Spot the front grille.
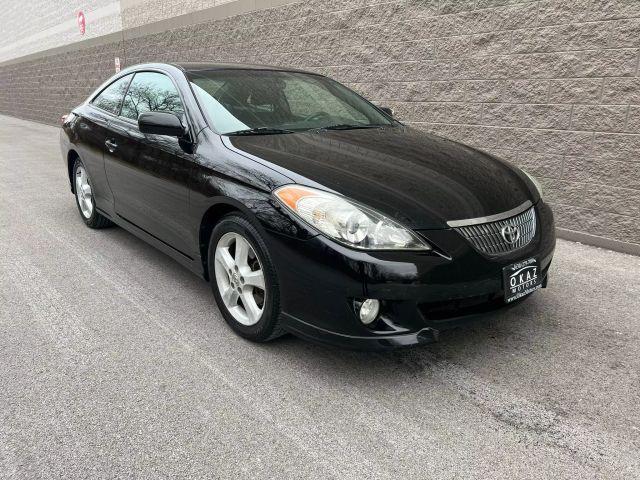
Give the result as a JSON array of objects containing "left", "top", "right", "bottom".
[{"left": 454, "top": 207, "right": 536, "bottom": 255}]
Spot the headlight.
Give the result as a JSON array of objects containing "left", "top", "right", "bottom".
[
  {"left": 274, "top": 185, "right": 431, "bottom": 250},
  {"left": 522, "top": 170, "right": 543, "bottom": 199}
]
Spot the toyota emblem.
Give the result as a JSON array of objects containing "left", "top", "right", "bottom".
[{"left": 501, "top": 224, "right": 520, "bottom": 244}]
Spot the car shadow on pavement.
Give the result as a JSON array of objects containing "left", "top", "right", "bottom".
[
  {"left": 255, "top": 294, "right": 557, "bottom": 382},
  {"left": 101, "top": 223, "right": 558, "bottom": 381}
]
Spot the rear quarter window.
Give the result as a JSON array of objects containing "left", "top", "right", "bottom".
[{"left": 91, "top": 74, "right": 133, "bottom": 114}]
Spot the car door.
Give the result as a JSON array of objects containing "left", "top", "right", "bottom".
[
  {"left": 104, "top": 70, "right": 196, "bottom": 257},
  {"left": 77, "top": 73, "right": 133, "bottom": 213}
]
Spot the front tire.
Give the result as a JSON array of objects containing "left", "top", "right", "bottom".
[
  {"left": 208, "top": 213, "right": 285, "bottom": 342},
  {"left": 73, "top": 159, "right": 112, "bottom": 229}
]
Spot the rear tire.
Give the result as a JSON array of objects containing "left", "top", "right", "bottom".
[
  {"left": 208, "top": 213, "right": 285, "bottom": 342},
  {"left": 73, "top": 159, "right": 113, "bottom": 229}
]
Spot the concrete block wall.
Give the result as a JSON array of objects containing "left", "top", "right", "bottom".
[
  {"left": 0, "top": 0, "right": 639, "bottom": 252},
  {"left": 0, "top": 0, "right": 123, "bottom": 63},
  {"left": 120, "top": 0, "right": 238, "bottom": 29}
]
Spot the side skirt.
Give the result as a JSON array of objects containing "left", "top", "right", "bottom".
[{"left": 97, "top": 207, "right": 207, "bottom": 280}]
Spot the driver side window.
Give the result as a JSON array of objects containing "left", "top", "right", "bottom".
[{"left": 120, "top": 72, "right": 184, "bottom": 121}]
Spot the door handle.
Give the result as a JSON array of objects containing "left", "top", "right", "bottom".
[{"left": 105, "top": 139, "right": 118, "bottom": 153}]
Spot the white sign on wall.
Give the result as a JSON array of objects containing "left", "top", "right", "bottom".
[{"left": 115, "top": 57, "right": 121, "bottom": 73}]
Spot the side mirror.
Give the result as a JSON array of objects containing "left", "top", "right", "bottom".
[
  {"left": 379, "top": 106, "right": 394, "bottom": 117},
  {"left": 138, "top": 111, "right": 186, "bottom": 137}
]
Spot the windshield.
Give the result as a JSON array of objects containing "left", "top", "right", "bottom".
[{"left": 188, "top": 69, "right": 395, "bottom": 134}]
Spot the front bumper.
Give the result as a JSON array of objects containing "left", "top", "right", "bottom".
[{"left": 265, "top": 201, "right": 556, "bottom": 350}]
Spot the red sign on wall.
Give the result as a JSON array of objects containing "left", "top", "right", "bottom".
[{"left": 77, "top": 11, "right": 86, "bottom": 35}]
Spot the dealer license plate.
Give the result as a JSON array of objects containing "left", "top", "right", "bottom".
[{"left": 503, "top": 258, "right": 541, "bottom": 303}]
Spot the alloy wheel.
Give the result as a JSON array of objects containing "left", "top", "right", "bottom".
[
  {"left": 214, "top": 232, "right": 266, "bottom": 326},
  {"left": 75, "top": 165, "right": 94, "bottom": 218}
]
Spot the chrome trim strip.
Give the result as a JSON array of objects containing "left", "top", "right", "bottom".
[{"left": 446, "top": 200, "right": 533, "bottom": 228}]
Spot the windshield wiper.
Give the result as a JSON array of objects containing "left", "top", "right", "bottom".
[
  {"left": 316, "top": 124, "right": 386, "bottom": 131},
  {"left": 225, "top": 127, "right": 295, "bottom": 136}
]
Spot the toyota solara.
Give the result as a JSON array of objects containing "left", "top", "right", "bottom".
[{"left": 60, "top": 62, "right": 555, "bottom": 349}]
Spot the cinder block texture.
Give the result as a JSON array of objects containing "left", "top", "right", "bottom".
[
  {"left": 1, "top": 0, "right": 639, "bottom": 247},
  {"left": 119, "top": 0, "right": 237, "bottom": 29},
  {"left": 0, "top": 0, "right": 123, "bottom": 63}
]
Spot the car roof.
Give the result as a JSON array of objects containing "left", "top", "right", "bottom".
[{"left": 169, "top": 62, "right": 319, "bottom": 75}]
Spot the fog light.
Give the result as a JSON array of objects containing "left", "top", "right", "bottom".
[{"left": 359, "top": 299, "right": 380, "bottom": 325}]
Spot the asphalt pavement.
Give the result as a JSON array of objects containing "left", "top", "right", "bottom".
[{"left": 1, "top": 113, "right": 639, "bottom": 479}]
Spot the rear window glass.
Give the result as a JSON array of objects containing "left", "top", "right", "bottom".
[{"left": 91, "top": 74, "right": 133, "bottom": 114}]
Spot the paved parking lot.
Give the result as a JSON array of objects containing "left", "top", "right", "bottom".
[{"left": 1, "top": 113, "right": 639, "bottom": 479}]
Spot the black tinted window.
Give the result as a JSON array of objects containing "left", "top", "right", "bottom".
[
  {"left": 91, "top": 74, "right": 132, "bottom": 114},
  {"left": 120, "top": 72, "right": 184, "bottom": 121}
]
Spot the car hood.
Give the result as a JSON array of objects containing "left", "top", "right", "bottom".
[{"left": 226, "top": 126, "right": 537, "bottom": 229}]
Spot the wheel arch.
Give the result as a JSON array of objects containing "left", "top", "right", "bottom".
[
  {"left": 198, "top": 198, "right": 261, "bottom": 281},
  {"left": 67, "top": 149, "right": 80, "bottom": 193}
]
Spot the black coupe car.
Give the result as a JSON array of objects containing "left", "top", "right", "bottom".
[{"left": 60, "top": 62, "right": 555, "bottom": 349}]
